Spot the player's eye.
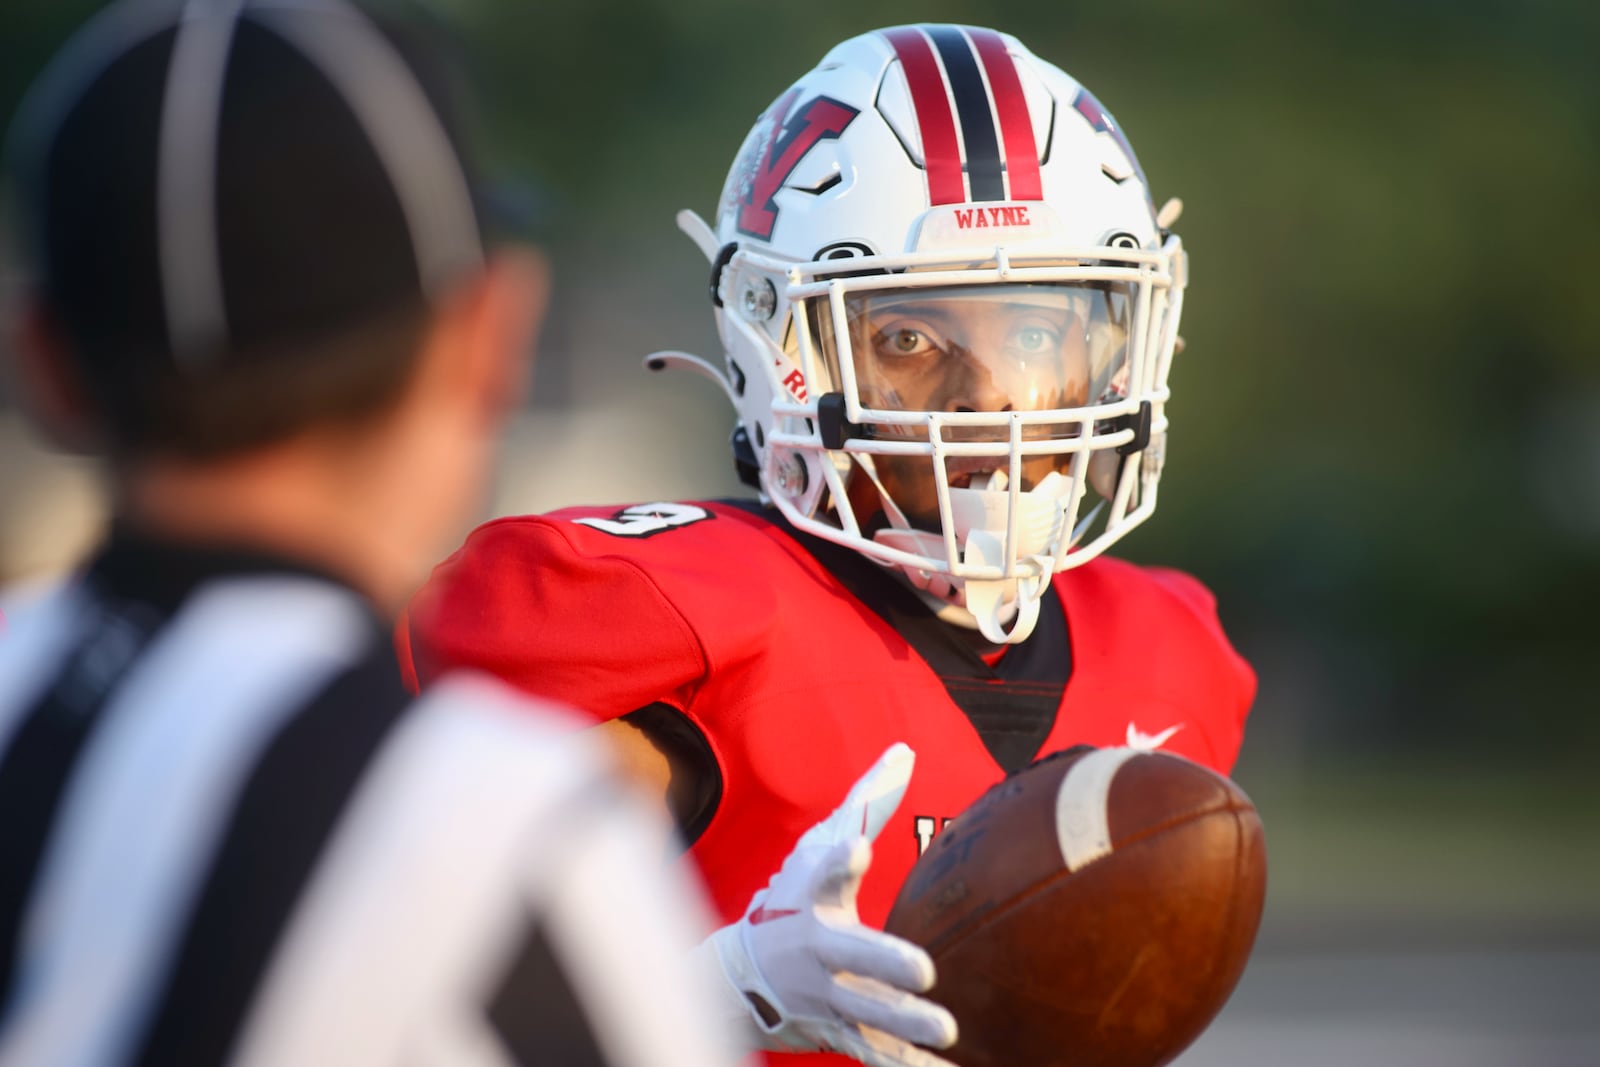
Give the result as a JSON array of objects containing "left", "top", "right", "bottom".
[
  {"left": 1015, "top": 326, "right": 1052, "bottom": 352},
  {"left": 891, "top": 330, "right": 927, "bottom": 353},
  {"left": 1008, "top": 321, "right": 1063, "bottom": 355},
  {"left": 870, "top": 319, "right": 942, "bottom": 360}
]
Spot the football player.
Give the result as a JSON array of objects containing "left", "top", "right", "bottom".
[{"left": 400, "top": 24, "right": 1256, "bottom": 1067}]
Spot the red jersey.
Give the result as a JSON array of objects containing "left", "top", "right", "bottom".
[{"left": 401, "top": 500, "right": 1255, "bottom": 1063}]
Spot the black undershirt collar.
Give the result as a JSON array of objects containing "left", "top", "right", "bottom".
[{"left": 723, "top": 500, "right": 1071, "bottom": 771}]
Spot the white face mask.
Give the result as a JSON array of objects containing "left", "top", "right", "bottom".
[
  {"left": 803, "top": 282, "right": 1127, "bottom": 643},
  {"left": 662, "top": 202, "right": 1187, "bottom": 645}
]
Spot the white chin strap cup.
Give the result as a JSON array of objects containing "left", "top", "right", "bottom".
[
  {"left": 869, "top": 469, "right": 1075, "bottom": 645},
  {"left": 870, "top": 524, "right": 1050, "bottom": 645},
  {"left": 961, "top": 529, "right": 1045, "bottom": 644},
  {"left": 946, "top": 469, "right": 1071, "bottom": 559}
]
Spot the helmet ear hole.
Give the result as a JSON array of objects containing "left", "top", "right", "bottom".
[{"left": 1103, "top": 231, "right": 1141, "bottom": 250}]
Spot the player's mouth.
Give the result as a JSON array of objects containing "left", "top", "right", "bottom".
[{"left": 945, "top": 460, "right": 1009, "bottom": 491}]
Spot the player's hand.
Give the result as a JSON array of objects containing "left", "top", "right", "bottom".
[{"left": 693, "top": 743, "right": 959, "bottom": 1067}]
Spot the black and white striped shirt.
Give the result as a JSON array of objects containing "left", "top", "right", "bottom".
[{"left": 0, "top": 533, "right": 739, "bottom": 1067}]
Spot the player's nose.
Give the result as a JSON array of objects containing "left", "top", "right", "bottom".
[{"left": 942, "top": 348, "right": 1015, "bottom": 415}]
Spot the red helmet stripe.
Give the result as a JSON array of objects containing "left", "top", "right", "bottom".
[
  {"left": 967, "top": 28, "right": 1042, "bottom": 201},
  {"left": 881, "top": 27, "right": 965, "bottom": 205}
]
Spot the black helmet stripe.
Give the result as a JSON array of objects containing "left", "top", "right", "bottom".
[{"left": 924, "top": 25, "right": 1006, "bottom": 202}]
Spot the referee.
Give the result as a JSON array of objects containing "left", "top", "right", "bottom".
[{"left": 0, "top": 3, "right": 742, "bottom": 1067}]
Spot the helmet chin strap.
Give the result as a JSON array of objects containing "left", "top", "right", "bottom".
[{"left": 855, "top": 459, "right": 1099, "bottom": 645}]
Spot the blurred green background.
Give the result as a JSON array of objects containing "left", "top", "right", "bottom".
[{"left": 3, "top": 2, "right": 1598, "bottom": 1061}]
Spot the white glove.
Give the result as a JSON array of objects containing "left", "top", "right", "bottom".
[{"left": 693, "top": 743, "right": 958, "bottom": 1067}]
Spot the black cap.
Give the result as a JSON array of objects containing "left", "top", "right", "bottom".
[{"left": 6, "top": 0, "right": 487, "bottom": 374}]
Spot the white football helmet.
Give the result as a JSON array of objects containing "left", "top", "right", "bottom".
[{"left": 650, "top": 24, "right": 1187, "bottom": 644}]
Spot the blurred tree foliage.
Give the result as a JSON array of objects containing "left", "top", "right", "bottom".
[{"left": 3, "top": 0, "right": 1597, "bottom": 764}]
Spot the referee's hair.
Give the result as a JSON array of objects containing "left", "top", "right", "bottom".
[
  {"left": 6, "top": 1, "right": 492, "bottom": 460},
  {"left": 69, "top": 303, "right": 434, "bottom": 461}
]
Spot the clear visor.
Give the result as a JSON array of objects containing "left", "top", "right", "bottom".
[
  {"left": 807, "top": 281, "right": 1135, "bottom": 437},
  {"left": 798, "top": 281, "right": 1137, "bottom": 503}
]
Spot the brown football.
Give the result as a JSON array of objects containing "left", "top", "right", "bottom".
[{"left": 884, "top": 746, "right": 1266, "bottom": 1067}]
